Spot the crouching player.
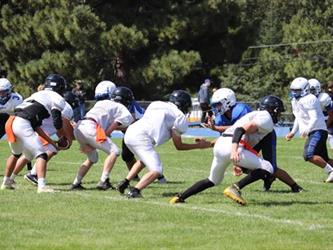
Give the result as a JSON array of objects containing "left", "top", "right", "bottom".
[
  {"left": 70, "top": 84, "right": 133, "bottom": 190},
  {"left": 170, "top": 95, "right": 285, "bottom": 205},
  {"left": 1, "top": 74, "right": 69, "bottom": 193}
]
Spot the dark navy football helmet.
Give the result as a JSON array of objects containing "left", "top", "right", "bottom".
[
  {"left": 111, "top": 86, "right": 134, "bottom": 108},
  {"left": 44, "top": 74, "right": 67, "bottom": 95},
  {"left": 259, "top": 95, "right": 285, "bottom": 124},
  {"left": 169, "top": 90, "right": 192, "bottom": 114}
]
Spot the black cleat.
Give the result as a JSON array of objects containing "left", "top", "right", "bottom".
[
  {"left": 127, "top": 187, "right": 142, "bottom": 198},
  {"left": 291, "top": 184, "right": 303, "bottom": 193},
  {"left": 96, "top": 178, "right": 114, "bottom": 190},
  {"left": 24, "top": 173, "right": 38, "bottom": 186},
  {"left": 116, "top": 179, "right": 129, "bottom": 194},
  {"left": 263, "top": 177, "right": 276, "bottom": 192},
  {"left": 70, "top": 183, "right": 86, "bottom": 190}
]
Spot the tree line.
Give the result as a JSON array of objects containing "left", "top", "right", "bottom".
[{"left": 1, "top": 0, "right": 332, "bottom": 102}]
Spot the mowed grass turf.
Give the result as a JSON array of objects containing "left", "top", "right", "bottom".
[{"left": 0, "top": 138, "right": 332, "bottom": 250}]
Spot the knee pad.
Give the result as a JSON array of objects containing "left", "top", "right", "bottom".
[
  {"left": 13, "top": 153, "right": 22, "bottom": 159},
  {"left": 36, "top": 153, "right": 48, "bottom": 161}
]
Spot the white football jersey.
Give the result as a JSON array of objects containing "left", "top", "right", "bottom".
[
  {"left": 318, "top": 92, "right": 332, "bottom": 111},
  {"left": 0, "top": 92, "right": 23, "bottom": 115},
  {"left": 224, "top": 110, "right": 274, "bottom": 147},
  {"left": 41, "top": 102, "right": 73, "bottom": 136},
  {"left": 291, "top": 94, "right": 327, "bottom": 134},
  {"left": 19, "top": 89, "right": 66, "bottom": 114},
  {"left": 85, "top": 100, "right": 133, "bottom": 131},
  {"left": 129, "top": 101, "right": 188, "bottom": 146}
]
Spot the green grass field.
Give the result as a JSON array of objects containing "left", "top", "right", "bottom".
[{"left": 0, "top": 138, "right": 332, "bottom": 250}]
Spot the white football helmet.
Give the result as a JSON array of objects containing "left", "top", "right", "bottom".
[
  {"left": 290, "top": 77, "right": 309, "bottom": 99},
  {"left": 308, "top": 78, "right": 321, "bottom": 97},
  {"left": 210, "top": 88, "right": 236, "bottom": 115},
  {"left": 0, "top": 78, "right": 12, "bottom": 105},
  {"left": 95, "top": 80, "right": 116, "bottom": 100}
]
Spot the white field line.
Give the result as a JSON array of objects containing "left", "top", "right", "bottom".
[{"left": 69, "top": 191, "right": 332, "bottom": 231}]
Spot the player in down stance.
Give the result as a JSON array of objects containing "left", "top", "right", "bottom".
[
  {"left": 1, "top": 74, "right": 68, "bottom": 193},
  {"left": 116, "top": 90, "right": 212, "bottom": 198},
  {"left": 70, "top": 85, "right": 133, "bottom": 190},
  {"left": 170, "top": 95, "right": 285, "bottom": 205}
]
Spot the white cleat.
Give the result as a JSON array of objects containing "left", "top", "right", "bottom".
[
  {"left": 325, "top": 171, "right": 333, "bottom": 183},
  {"left": 1, "top": 180, "right": 15, "bottom": 190},
  {"left": 37, "top": 186, "right": 56, "bottom": 193}
]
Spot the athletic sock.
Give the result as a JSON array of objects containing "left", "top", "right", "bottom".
[
  {"left": 237, "top": 169, "right": 271, "bottom": 189},
  {"left": 30, "top": 166, "right": 37, "bottom": 176},
  {"left": 101, "top": 171, "right": 109, "bottom": 182},
  {"left": 324, "top": 164, "right": 333, "bottom": 174},
  {"left": 38, "top": 178, "right": 46, "bottom": 189},
  {"left": 10, "top": 173, "right": 17, "bottom": 181},
  {"left": 179, "top": 178, "right": 214, "bottom": 200},
  {"left": 73, "top": 175, "right": 83, "bottom": 185}
]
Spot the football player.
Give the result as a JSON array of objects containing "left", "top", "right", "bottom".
[
  {"left": 0, "top": 78, "right": 23, "bottom": 138},
  {"left": 70, "top": 85, "right": 134, "bottom": 190},
  {"left": 1, "top": 74, "right": 69, "bottom": 193},
  {"left": 11, "top": 95, "right": 74, "bottom": 186},
  {"left": 116, "top": 90, "right": 212, "bottom": 198},
  {"left": 170, "top": 95, "right": 285, "bottom": 205},
  {"left": 286, "top": 77, "right": 333, "bottom": 183},
  {"left": 204, "top": 88, "right": 302, "bottom": 192}
]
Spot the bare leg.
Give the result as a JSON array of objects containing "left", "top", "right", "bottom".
[
  {"left": 101, "top": 153, "right": 117, "bottom": 178},
  {"left": 4, "top": 155, "right": 19, "bottom": 177},
  {"left": 135, "top": 171, "right": 160, "bottom": 190},
  {"left": 126, "top": 160, "right": 144, "bottom": 181},
  {"left": 13, "top": 156, "right": 30, "bottom": 175},
  {"left": 308, "top": 155, "right": 327, "bottom": 168},
  {"left": 273, "top": 168, "right": 296, "bottom": 186}
]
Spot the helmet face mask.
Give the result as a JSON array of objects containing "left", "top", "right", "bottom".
[
  {"left": 290, "top": 77, "right": 309, "bottom": 99},
  {"left": 308, "top": 78, "right": 321, "bottom": 97},
  {"left": 111, "top": 86, "right": 134, "bottom": 109},
  {"left": 169, "top": 90, "right": 192, "bottom": 114},
  {"left": 259, "top": 95, "right": 285, "bottom": 124},
  {"left": 210, "top": 88, "right": 236, "bottom": 115},
  {"left": 0, "top": 78, "right": 12, "bottom": 105}
]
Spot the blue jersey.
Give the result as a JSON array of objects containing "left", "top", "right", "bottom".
[
  {"left": 214, "top": 103, "right": 252, "bottom": 126},
  {"left": 129, "top": 100, "right": 145, "bottom": 120}
]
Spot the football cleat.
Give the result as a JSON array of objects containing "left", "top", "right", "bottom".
[
  {"left": 263, "top": 177, "right": 276, "bottom": 192},
  {"left": 223, "top": 184, "right": 247, "bottom": 205},
  {"left": 157, "top": 175, "right": 167, "bottom": 184},
  {"left": 169, "top": 195, "right": 185, "bottom": 204},
  {"left": 127, "top": 188, "right": 142, "bottom": 198},
  {"left": 37, "top": 186, "right": 56, "bottom": 193},
  {"left": 291, "top": 184, "right": 303, "bottom": 193},
  {"left": 0, "top": 180, "right": 15, "bottom": 190},
  {"left": 325, "top": 171, "right": 333, "bottom": 183},
  {"left": 70, "top": 183, "right": 86, "bottom": 190},
  {"left": 96, "top": 178, "right": 114, "bottom": 190},
  {"left": 24, "top": 173, "right": 38, "bottom": 186},
  {"left": 116, "top": 179, "right": 129, "bottom": 194}
]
